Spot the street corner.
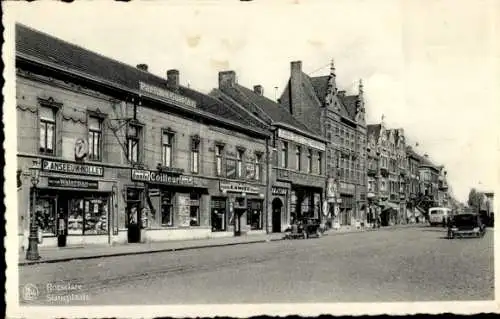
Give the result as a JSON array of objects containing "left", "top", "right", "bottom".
[{"left": 20, "top": 281, "right": 92, "bottom": 306}]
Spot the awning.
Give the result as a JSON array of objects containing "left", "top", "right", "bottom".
[
  {"left": 381, "top": 202, "right": 399, "bottom": 212},
  {"left": 415, "top": 206, "right": 426, "bottom": 217}
]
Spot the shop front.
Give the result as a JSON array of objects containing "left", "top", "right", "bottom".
[
  {"left": 127, "top": 168, "right": 210, "bottom": 243},
  {"left": 23, "top": 158, "right": 115, "bottom": 248},
  {"left": 271, "top": 184, "right": 290, "bottom": 233},
  {"left": 339, "top": 182, "right": 356, "bottom": 226},
  {"left": 211, "top": 181, "right": 266, "bottom": 237}
]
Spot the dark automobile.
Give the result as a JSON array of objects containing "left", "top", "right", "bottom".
[{"left": 447, "top": 213, "right": 486, "bottom": 239}]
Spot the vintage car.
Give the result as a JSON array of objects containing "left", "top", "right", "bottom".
[
  {"left": 284, "top": 218, "right": 323, "bottom": 239},
  {"left": 447, "top": 213, "right": 486, "bottom": 239}
]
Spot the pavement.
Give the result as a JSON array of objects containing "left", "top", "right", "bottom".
[
  {"left": 18, "top": 224, "right": 493, "bottom": 304},
  {"left": 18, "top": 223, "right": 418, "bottom": 266}
]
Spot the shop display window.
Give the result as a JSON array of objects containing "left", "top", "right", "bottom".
[
  {"left": 189, "top": 193, "right": 200, "bottom": 226},
  {"left": 211, "top": 198, "right": 226, "bottom": 232},
  {"left": 161, "top": 191, "right": 174, "bottom": 226},
  {"left": 68, "top": 197, "right": 109, "bottom": 235},
  {"left": 35, "top": 197, "right": 56, "bottom": 235},
  {"left": 247, "top": 200, "right": 263, "bottom": 230}
]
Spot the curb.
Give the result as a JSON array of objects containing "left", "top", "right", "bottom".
[
  {"left": 19, "top": 225, "right": 419, "bottom": 266},
  {"left": 18, "top": 237, "right": 284, "bottom": 267}
]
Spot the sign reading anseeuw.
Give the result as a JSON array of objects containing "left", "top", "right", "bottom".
[{"left": 42, "top": 160, "right": 104, "bottom": 176}]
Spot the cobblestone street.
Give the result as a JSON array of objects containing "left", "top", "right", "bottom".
[{"left": 19, "top": 226, "right": 494, "bottom": 304}]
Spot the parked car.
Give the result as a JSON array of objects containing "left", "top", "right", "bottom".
[
  {"left": 447, "top": 213, "right": 486, "bottom": 239},
  {"left": 284, "top": 218, "right": 323, "bottom": 240}
]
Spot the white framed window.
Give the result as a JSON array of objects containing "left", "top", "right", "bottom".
[
  {"left": 255, "top": 153, "right": 262, "bottom": 181},
  {"left": 39, "top": 106, "right": 56, "bottom": 154},
  {"left": 127, "top": 124, "right": 141, "bottom": 163},
  {"left": 281, "top": 142, "right": 288, "bottom": 168},
  {"left": 237, "top": 149, "right": 244, "bottom": 177},
  {"left": 191, "top": 136, "right": 200, "bottom": 174},
  {"left": 88, "top": 116, "right": 102, "bottom": 161},
  {"left": 215, "top": 144, "right": 224, "bottom": 176},
  {"left": 162, "top": 131, "right": 174, "bottom": 167}
]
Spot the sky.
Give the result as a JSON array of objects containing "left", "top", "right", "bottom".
[{"left": 5, "top": 0, "right": 499, "bottom": 202}]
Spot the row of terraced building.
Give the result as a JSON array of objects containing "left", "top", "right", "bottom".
[{"left": 16, "top": 24, "right": 456, "bottom": 249}]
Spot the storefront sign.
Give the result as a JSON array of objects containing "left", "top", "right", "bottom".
[
  {"left": 272, "top": 186, "right": 288, "bottom": 196},
  {"left": 48, "top": 177, "right": 99, "bottom": 189},
  {"left": 277, "top": 128, "right": 326, "bottom": 151},
  {"left": 139, "top": 81, "right": 197, "bottom": 108},
  {"left": 339, "top": 182, "right": 355, "bottom": 194},
  {"left": 42, "top": 159, "right": 104, "bottom": 176},
  {"left": 220, "top": 182, "right": 259, "bottom": 194},
  {"left": 276, "top": 168, "right": 324, "bottom": 188},
  {"left": 131, "top": 169, "right": 194, "bottom": 185}
]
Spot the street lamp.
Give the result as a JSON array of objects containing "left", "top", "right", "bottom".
[{"left": 26, "top": 161, "right": 41, "bottom": 260}]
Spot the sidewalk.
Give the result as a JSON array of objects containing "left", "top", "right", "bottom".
[{"left": 19, "top": 223, "right": 419, "bottom": 266}]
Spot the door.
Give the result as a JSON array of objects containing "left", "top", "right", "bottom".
[
  {"left": 272, "top": 198, "right": 283, "bottom": 233},
  {"left": 234, "top": 209, "right": 244, "bottom": 236},
  {"left": 126, "top": 188, "right": 142, "bottom": 243}
]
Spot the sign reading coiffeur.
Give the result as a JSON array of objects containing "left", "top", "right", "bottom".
[{"left": 131, "top": 169, "right": 194, "bottom": 185}]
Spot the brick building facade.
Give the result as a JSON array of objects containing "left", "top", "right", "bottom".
[
  {"left": 278, "top": 61, "right": 367, "bottom": 227},
  {"left": 16, "top": 24, "right": 272, "bottom": 249},
  {"left": 211, "top": 72, "right": 327, "bottom": 233}
]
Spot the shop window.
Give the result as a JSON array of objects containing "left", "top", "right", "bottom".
[
  {"left": 211, "top": 198, "right": 227, "bottom": 232},
  {"left": 39, "top": 106, "right": 56, "bottom": 155},
  {"left": 67, "top": 197, "right": 109, "bottom": 235},
  {"left": 35, "top": 195, "right": 56, "bottom": 236},
  {"left": 236, "top": 149, "right": 244, "bottom": 178},
  {"left": 281, "top": 142, "right": 288, "bottom": 168},
  {"left": 161, "top": 190, "right": 174, "bottom": 226},
  {"left": 127, "top": 124, "right": 141, "bottom": 164},
  {"left": 215, "top": 144, "right": 224, "bottom": 176},
  {"left": 191, "top": 136, "right": 200, "bottom": 174},
  {"left": 247, "top": 200, "right": 263, "bottom": 230},
  {"left": 307, "top": 149, "right": 312, "bottom": 173},
  {"left": 88, "top": 116, "right": 103, "bottom": 161},
  {"left": 189, "top": 193, "right": 200, "bottom": 226},
  {"left": 162, "top": 131, "right": 174, "bottom": 167}
]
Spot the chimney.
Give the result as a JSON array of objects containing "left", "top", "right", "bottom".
[
  {"left": 253, "top": 85, "right": 263, "bottom": 96},
  {"left": 136, "top": 64, "right": 148, "bottom": 72},
  {"left": 167, "top": 69, "right": 180, "bottom": 92},
  {"left": 289, "top": 60, "right": 303, "bottom": 115},
  {"left": 219, "top": 71, "right": 236, "bottom": 89},
  {"left": 424, "top": 153, "right": 429, "bottom": 158}
]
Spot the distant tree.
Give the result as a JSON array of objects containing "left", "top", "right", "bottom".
[{"left": 467, "top": 188, "right": 483, "bottom": 212}]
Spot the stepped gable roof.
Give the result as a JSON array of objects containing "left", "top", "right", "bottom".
[
  {"left": 16, "top": 24, "right": 268, "bottom": 132},
  {"left": 308, "top": 74, "right": 358, "bottom": 121},
  {"left": 367, "top": 124, "right": 382, "bottom": 141},
  {"left": 220, "top": 83, "right": 322, "bottom": 139}
]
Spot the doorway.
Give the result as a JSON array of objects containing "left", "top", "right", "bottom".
[
  {"left": 233, "top": 209, "right": 244, "bottom": 236},
  {"left": 126, "top": 188, "right": 142, "bottom": 243},
  {"left": 272, "top": 198, "right": 283, "bottom": 233}
]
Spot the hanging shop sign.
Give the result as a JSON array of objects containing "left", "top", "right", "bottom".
[
  {"left": 139, "top": 81, "right": 197, "bottom": 108},
  {"left": 220, "top": 182, "right": 259, "bottom": 194},
  {"left": 42, "top": 159, "right": 104, "bottom": 176},
  {"left": 272, "top": 186, "right": 288, "bottom": 196},
  {"left": 48, "top": 177, "right": 99, "bottom": 190},
  {"left": 131, "top": 169, "right": 194, "bottom": 185}
]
